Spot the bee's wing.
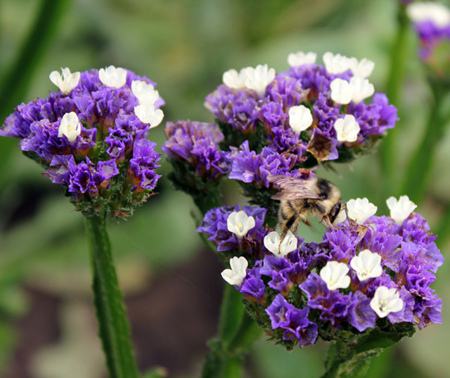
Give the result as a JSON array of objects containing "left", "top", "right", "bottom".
[{"left": 269, "top": 175, "right": 321, "bottom": 200}]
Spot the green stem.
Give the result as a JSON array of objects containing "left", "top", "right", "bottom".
[
  {"left": 401, "top": 85, "right": 449, "bottom": 203},
  {"left": 84, "top": 215, "right": 140, "bottom": 378},
  {"left": 202, "top": 286, "right": 261, "bottom": 378},
  {"left": 0, "top": 0, "right": 71, "bottom": 122},
  {"left": 379, "top": 4, "right": 410, "bottom": 190}
]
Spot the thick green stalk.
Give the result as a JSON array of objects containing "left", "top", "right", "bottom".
[
  {"left": 401, "top": 85, "right": 449, "bottom": 203},
  {"left": 84, "top": 215, "right": 140, "bottom": 378},
  {"left": 379, "top": 4, "right": 410, "bottom": 189},
  {"left": 202, "top": 286, "right": 261, "bottom": 378}
]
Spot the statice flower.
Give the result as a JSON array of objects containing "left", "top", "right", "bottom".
[
  {"left": 407, "top": 2, "right": 450, "bottom": 60},
  {"left": 1, "top": 66, "right": 163, "bottom": 217},
  {"left": 199, "top": 195, "right": 443, "bottom": 349},
  {"left": 205, "top": 54, "right": 397, "bottom": 166}
]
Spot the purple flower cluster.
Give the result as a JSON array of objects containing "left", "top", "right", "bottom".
[
  {"left": 199, "top": 203, "right": 443, "bottom": 348},
  {"left": 1, "top": 68, "right": 163, "bottom": 217},
  {"left": 205, "top": 60, "right": 397, "bottom": 166},
  {"left": 163, "top": 121, "right": 229, "bottom": 180},
  {"left": 414, "top": 20, "right": 450, "bottom": 59}
]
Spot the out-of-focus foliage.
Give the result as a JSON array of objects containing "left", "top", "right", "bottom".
[{"left": 0, "top": 0, "right": 449, "bottom": 377}]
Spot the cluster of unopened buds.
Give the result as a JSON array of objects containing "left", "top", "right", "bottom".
[
  {"left": 1, "top": 65, "right": 164, "bottom": 218},
  {"left": 199, "top": 195, "right": 442, "bottom": 348}
]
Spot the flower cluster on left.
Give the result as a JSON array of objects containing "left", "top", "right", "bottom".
[{"left": 0, "top": 66, "right": 164, "bottom": 218}]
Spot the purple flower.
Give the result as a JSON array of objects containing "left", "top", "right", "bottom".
[
  {"left": 240, "top": 270, "right": 265, "bottom": 300},
  {"left": 229, "top": 142, "right": 298, "bottom": 188},
  {"left": 163, "top": 120, "right": 229, "bottom": 180},
  {"left": 348, "top": 291, "right": 377, "bottom": 332},
  {"left": 1, "top": 68, "right": 163, "bottom": 218}
]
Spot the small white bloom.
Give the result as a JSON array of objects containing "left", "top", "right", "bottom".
[
  {"left": 98, "top": 65, "right": 127, "bottom": 88},
  {"left": 288, "top": 105, "right": 313, "bottom": 133},
  {"left": 347, "top": 198, "right": 377, "bottom": 224},
  {"left": 226, "top": 210, "right": 256, "bottom": 238},
  {"left": 49, "top": 67, "right": 80, "bottom": 95},
  {"left": 319, "top": 261, "right": 351, "bottom": 291},
  {"left": 386, "top": 195, "right": 417, "bottom": 224},
  {"left": 350, "top": 249, "right": 383, "bottom": 281},
  {"left": 131, "top": 80, "right": 159, "bottom": 105},
  {"left": 58, "top": 112, "right": 81, "bottom": 142},
  {"left": 330, "top": 78, "right": 353, "bottom": 105},
  {"left": 243, "top": 64, "right": 276, "bottom": 95},
  {"left": 349, "top": 77, "right": 374, "bottom": 103},
  {"left": 333, "top": 115, "right": 360, "bottom": 143},
  {"left": 287, "top": 51, "right": 317, "bottom": 67},
  {"left": 407, "top": 2, "right": 450, "bottom": 28},
  {"left": 370, "top": 286, "right": 404, "bottom": 318},
  {"left": 323, "top": 52, "right": 353, "bottom": 74},
  {"left": 264, "top": 230, "right": 297, "bottom": 257},
  {"left": 221, "top": 256, "right": 248, "bottom": 286},
  {"left": 222, "top": 69, "right": 246, "bottom": 90},
  {"left": 134, "top": 105, "right": 164, "bottom": 128},
  {"left": 350, "top": 58, "right": 375, "bottom": 78}
]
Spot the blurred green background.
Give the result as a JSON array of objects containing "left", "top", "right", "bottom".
[{"left": 0, "top": 0, "right": 449, "bottom": 377}]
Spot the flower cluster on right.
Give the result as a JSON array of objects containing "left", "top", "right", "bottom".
[{"left": 199, "top": 196, "right": 443, "bottom": 348}]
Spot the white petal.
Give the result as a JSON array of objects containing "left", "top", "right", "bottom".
[
  {"left": 386, "top": 195, "right": 417, "bottom": 224},
  {"left": 349, "top": 77, "right": 374, "bottom": 103},
  {"left": 134, "top": 105, "right": 164, "bottom": 128},
  {"left": 350, "top": 249, "right": 382, "bottom": 281},
  {"left": 58, "top": 112, "right": 81, "bottom": 143},
  {"left": 288, "top": 105, "right": 313, "bottom": 133},
  {"left": 350, "top": 58, "right": 375, "bottom": 78},
  {"left": 279, "top": 230, "right": 298, "bottom": 256},
  {"left": 49, "top": 67, "right": 80, "bottom": 95},
  {"left": 264, "top": 231, "right": 281, "bottom": 255},
  {"left": 320, "top": 261, "right": 350, "bottom": 290},
  {"left": 243, "top": 64, "right": 276, "bottom": 95},
  {"left": 287, "top": 51, "right": 317, "bottom": 67},
  {"left": 407, "top": 2, "right": 450, "bottom": 27},
  {"left": 323, "top": 52, "right": 354, "bottom": 74},
  {"left": 99, "top": 65, "right": 127, "bottom": 88},
  {"left": 346, "top": 198, "right": 377, "bottom": 224},
  {"left": 223, "top": 69, "right": 245, "bottom": 89},
  {"left": 131, "top": 80, "right": 159, "bottom": 105},
  {"left": 370, "top": 286, "right": 404, "bottom": 318},
  {"left": 334, "top": 115, "right": 360, "bottom": 143},
  {"left": 330, "top": 78, "right": 353, "bottom": 105}
]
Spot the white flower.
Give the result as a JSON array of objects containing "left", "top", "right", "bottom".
[
  {"left": 407, "top": 2, "right": 450, "bottom": 28},
  {"left": 287, "top": 51, "right": 317, "bottom": 67},
  {"left": 134, "top": 105, "right": 164, "bottom": 128},
  {"left": 131, "top": 80, "right": 159, "bottom": 105},
  {"left": 349, "top": 77, "right": 374, "bottom": 103},
  {"left": 226, "top": 210, "right": 256, "bottom": 238},
  {"left": 350, "top": 58, "right": 375, "bottom": 78},
  {"left": 319, "top": 261, "right": 350, "bottom": 291},
  {"left": 243, "top": 64, "right": 276, "bottom": 95},
  {"left": 98, "top": 65, "right": 127, "bottom": 88},
  {"left": 288, "top": 105, "right": 313, "bottom": 133},
  {"left": 333, "top": 115, "right": 360, "bottom": 143},
  {"left": 222, "top": 69, "right": 246, "bottom": 90},
  {"left": 264, "top": 230, "right": 297, "bottom": 257},
  {"left": 370, "top": 286, "right": 404, "bottom": 318},
  {"left": 330, "top": 78, "right": 353, "bottom": 105},
  {"left": 386, "top": 195, "right": 417, "bottom": 224},
  {"left": 323, "top": 52, "right": 353, "bottom": 74},
  {"left": 347, "top": 198, "right": 377, "bottom": 224},
  {"left": 49, "top": 67, "right": 80, "bottom": 95},
  {"left": 221, "top": 256, "right": 248, "bottom": 286},
  {"left": 58, "top": 112, "right": 81, "bottom": 142},
  {"left": 350, "top": 249, "right": 383, "bottom": 281}
]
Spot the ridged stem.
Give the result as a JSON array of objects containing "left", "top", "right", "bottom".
[{"left": 84, "top": 214, "right": 140, "bottom": 378}]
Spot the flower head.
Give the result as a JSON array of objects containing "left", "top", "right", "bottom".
[
  {"left": 347, "top": 198, "right": 377, "bottom": 224},
  {"left": 264, "top": 230, "right": 298, "bottom": 257},
  {"left": 221, "top": 257, "right": 248, "bottom": 286},
  {"left": 386, "top": 195, "right": 417, "bottom": 224},
  {"left": 1, "top": 68, "right": 163, "bottom": 218}
]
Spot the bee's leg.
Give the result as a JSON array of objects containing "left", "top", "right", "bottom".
[{"left": 321, "top": 216, "right": 333, "bottom": 228}]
